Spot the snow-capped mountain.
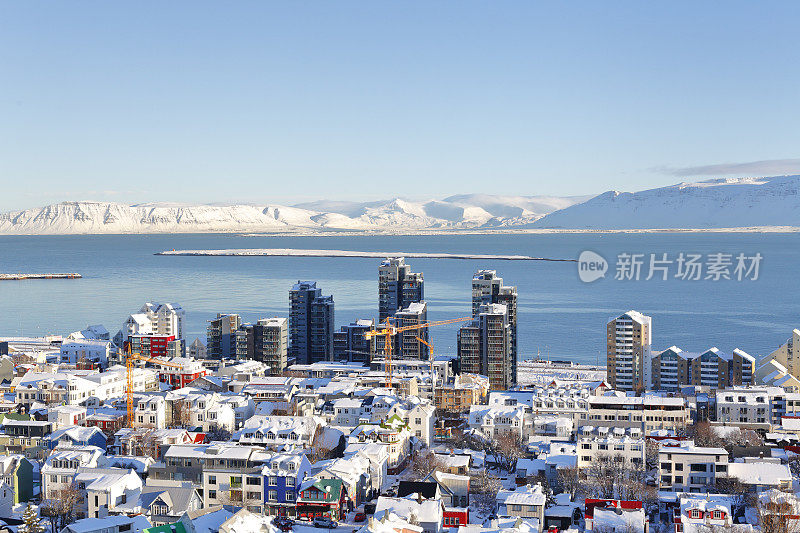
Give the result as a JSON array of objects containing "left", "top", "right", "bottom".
[
  {"left": 533, "top": 175, "right": 800, "bottom": 229},
  {"left": 0, "top": 194, "right": 584, "bottom": 235}
]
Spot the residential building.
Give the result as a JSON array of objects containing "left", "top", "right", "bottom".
[
  {"left": 716, "top": 386, "right": 787, "bottom": 430},
  {"left": 122, "top": 303, "right": 185, "bottom": 345},
  {"left": 75, "top": 467, "right": 144, "bottom": 519},
  {"left": 0, "top": 454, "right": 34, "bottom": 504},
  {"left": 128, "top": 335, "right": 183, "bottom": 360},
  {"left": 651, "top": 346, "right": 755, "bottom": 391},
  {"left": 576, "top": 436, "right": 645, "bottom": 469},
  {"left": 139, "top": 480, "right": 202, "bottom": 526},
  {"left": 333, "top": 319, "right": 376, "bottom": 364},
  {"left": 261, "top": 453, "right": 312, "bottom": 517},
  {"left": 378, "top": 258, "right": 424, "bottom": 324},
  {"left": 675, "top": 495, "right": 737, "bottom": 533},
  {"left": 394, "top": 302, "right": 429, "bottom": 360},
  {"left": 297, "top": 478, "right": 348, "bottom": 520},
  {"left": 587, "top": 392, "right": 689, "bottom": 435},
  {"left": 241, "top": 318, "right": 288, "bottom": 375},
  {"left": 135, "top": 396, "right": 168, "bottom": 429},
  {"left": 188, "top": 338, "right": 206, "bottom": 359},
  {"left": 374, "top": 495, "right": 444, "bottom": 533},
  {"left": 60, "top": 340, "right": 113, "bottom": 369},
  {"left": 472, "top": 270, "right": 517, "bottom": 386},
  {"left": 607, "top": 310, "right": 651, "bottom": 391},
  {"left": 658, "top": 444, "right": 728, "bottom": 492},
  {"left": 757, "top": 329, "right": 800, "bottom": 383},
  {"left": 434, "top": 374, "right": 489, "bottom": 413},
  {"left": 497, "top": 485, "right": 546, "bottom": 524},
  {"left": 207, "top": 314, "right": 242, "bottom": 360},
  {"left": 458, "top": 303, "right": 512, "bottom": 390},
  {"left": 201, "top": 444, "right": 271, "bottom": 510},
  {"left": 290, "top": 281, "right": 334, "bottom": 365}
]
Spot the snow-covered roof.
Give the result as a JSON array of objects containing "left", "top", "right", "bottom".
[{"left": 728, "top": 461, "right": 791, "bottom": 486}]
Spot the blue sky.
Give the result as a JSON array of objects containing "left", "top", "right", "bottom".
[{"left": 2, "top": 2, "right": 800, "bottom": 211}]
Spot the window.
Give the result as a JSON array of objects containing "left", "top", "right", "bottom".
[
  {"left": 269, "top": 490, "right": 277, "bottom": 501},
  {"left": 247, "top": 477, "right": 261, "bottom": 486},
  {"left": 287, "top": 476, "right": 296, "bottom": 487},
  {"left": 286, "top": 491, "right": 295, "bottom": 501},
  {"left": 209, "top": 490, "right": 217, "bottom": 499},
  {"left": 209, "top": 476, "right": 216, "bottom": 485},
  {"left": 269, "top": 476, "right": 278, "bottom": 485}
]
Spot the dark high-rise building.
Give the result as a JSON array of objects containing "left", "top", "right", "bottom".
[
  {"left": 290, "top": 281, "right": 335, "bottom": 365},
  {"left": 207, "top": 313, "right": 242, "bottom": 360},
  {"left": 457, "top": 303, "right": 512, "bottom": 390},
  {"left": 471, "top": 270, "right": 518, "bottom": 386},
  {"left": 240, "top": 317, "right": 288, "bottom": 375},
  {"left": 378, "top": 258, "right": 424, "bottom": 324},
  {"left": 333, "top": 319, "right": 376, "bottom": 364}
]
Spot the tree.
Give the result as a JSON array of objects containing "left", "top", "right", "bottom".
[
  {"left": 206, "top": 425, "right": 232, "bottom": 442},
  {"left": 758, "top": 490, "right": 800, "bottom": 533},
  {"left": 20, "top": 503, "right": 45, "bottom": 533},
  {"left": 307, "top": 426, "right": 336, "bottom": 463},
  {"left": 411, "top": 450, "right": 441, "bottom": 478},
  {"left": 170, "top": 398, "right": 192, "bottom": 427},
  {"left": 557, "top": 466, "right": 580, "bottom": 500},
  {"left": 39, "top": 502, "right": 59, "bottom": 533},
  {"left": 533, "top": 473, "right": 555, "bottom": 506},
  {"left": 715, "top": 477, "right": 748, "bottom": 514},
  {"left": 469, "top": 470, "right": 501, "bottom": 515},
  {"left": 491, "top": 431, "right": 526, "bottom": 473}
]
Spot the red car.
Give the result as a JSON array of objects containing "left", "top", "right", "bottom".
[{"left": 354, "top": 513, "right": 366, "bottom": 523}]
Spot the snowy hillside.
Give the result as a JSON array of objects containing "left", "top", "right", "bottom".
[
  {"left": 533, "top": 175, "right": 800, "bottom": 229},
  {"left": 0, "top": 194, "right": 584, "bottom": 235}
]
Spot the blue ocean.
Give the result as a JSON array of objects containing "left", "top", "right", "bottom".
[{"left": 0, "top": 232, "right": 796, "bottom": 365}]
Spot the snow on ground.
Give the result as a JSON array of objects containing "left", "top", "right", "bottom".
[{"left": 516, "top": 361, "right": 606, "bottom": 386}]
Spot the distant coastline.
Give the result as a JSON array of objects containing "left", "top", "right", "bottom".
[{"left": 155, "top": 248, "right": 576, "bottom": 261}]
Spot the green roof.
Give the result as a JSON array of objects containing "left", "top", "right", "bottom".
[
  {"left": 298, "top": 478, "right": 344, "bottom": 502},
  {"left": 143, "top": 523, "right": 188, "bottom": 533}
]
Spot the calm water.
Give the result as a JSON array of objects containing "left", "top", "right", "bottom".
[{"left": 0, "top": 232, "right": 797, "bottom": 364}]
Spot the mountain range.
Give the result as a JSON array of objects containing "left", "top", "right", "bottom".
[{"left": 1, "top": 175, "right": 799, "bottom": 234}]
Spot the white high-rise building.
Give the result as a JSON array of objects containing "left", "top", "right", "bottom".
[
  {"left": 121, "top": 302, "right": 185, "bottom": 342},
  {"left": 606, "top": 310, "right": 652, "bottom": 391}
]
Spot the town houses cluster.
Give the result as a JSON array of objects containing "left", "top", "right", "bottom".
[{"left": 0, "top": 259, "right": 799, "bottom": 533}]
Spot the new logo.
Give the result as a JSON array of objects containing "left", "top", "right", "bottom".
[{"left": 578, "top": 251, "right": 608, "bottom": 283}]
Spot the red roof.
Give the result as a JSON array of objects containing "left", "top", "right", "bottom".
[{"left": 585, "top": 499, "right": 642, "bottom": 519}]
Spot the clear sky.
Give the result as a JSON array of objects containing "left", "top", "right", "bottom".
[{"left": 2, "top": 2, "right": 800, "bottom": 211}]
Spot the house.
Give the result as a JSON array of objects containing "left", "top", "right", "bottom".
[
  {"left": 315, "top": 454, "right": 371, "bottom": 506},
  {"left": 262, "top": 452, "right": 312, "bottom": 517},
  {"left": 297, "top": 478, "right": 348, "bottom": 520},
  {"left": 201, "top": 444, "right": 270, "bottom": 511},
  {"left": 584, "top": 500, "right": 646, "bottom": 533},
  {"left": 139, "top": 480, "right": 202, "bottom": 526},
  {"left": 497, "top": 485, "right": 546, "bottom": 527},
  {"left": 433, "top": 453, "right": 471, "bottom": 475},
  {"left": 135, "top": 396, "right": 168, "bottom": 430},
  {"left": 0, "top": 454, "right": 35, "bottom": 504},
  {"left": 235, "top": 415, "right": 321, "bottom": 449},
  {"left": 577, "top": 436, "right": 645, "bottom": 470},
  {"left": 674, "top": 495, "right": 749, "bottom": 533},
  {"left": 61, "top": 515, "right": 152, "bottom": 533},
  {"left": 73, "top": 467, "right": 144, "bottom": 519},
  {"left": 41, "top": 446, "right": 107, "bottom": 502},
  {"left": 375, "top": 495, "right": 445, "bottom": 533},
  {"left": 727, "top": 459, "right": 792, "bottom": 492},
  {"left": 424, "top": 472, "right": 470, "bottom": 528},
  {"left": 60, "top": 340, "right": 113, "bottom": 369},
  {"left": 350, "top": 416, "right": 413, "bottom": 474},
  {"left": 658, "top": 443, "right": 728, "bottom": 492},
  {"left": 48, "top": 405, "right": 88, "bottom": 428},
  {"left": 48, "top": 425, "right": 108, "bottom": 450}
]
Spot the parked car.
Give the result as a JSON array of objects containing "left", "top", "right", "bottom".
[
  {"left": 313, "top": 517, "right": 338, "bottom": 529},
  {"left": 354, "top": 513, "right": 366, "bottom": 523},
  {"left": 274, "top": 518, "right": 294, "bottom": 531}
]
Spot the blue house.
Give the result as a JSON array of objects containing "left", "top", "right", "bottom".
[
  {"left": 47, "top": 426, "right": 107, "bottom": 450},
  {"left": 262, "top": 452, "right": 311, "bottom": 517}
]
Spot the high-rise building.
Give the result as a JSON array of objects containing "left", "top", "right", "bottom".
[
  {"left": 607, "top": 310, "right": 652, "bottom": 391},
  {"left": 207, "top": 313, "right": 242, "bottom": 360},
  {"left": 290, "top": 281, "right": 335, "bottom": 365},
  {"left": 378, "top": 258, "right": 424, "bottom": 324},
  {"left": 240, "top": 318, "right": 288, "bottom": 375},
  {"left": 394, "top": 302, "right": 429, "bottom": 360},
  {"left": 471, "top": 270, "right": 518, "bottom": 386},
  {"left": 457, "top": 303, "right": 512, "bottom": 390},
  {"left": 756, "top": 329, "right": 800, "bottom": 385},
  {"left": 121, "top": 302, "right": 185, "bottom": 344},
  {"left": 333, "top": 319, "right": 376, "bottom": 364}
]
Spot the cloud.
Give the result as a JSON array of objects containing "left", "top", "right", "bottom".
[{"left": 655, "top": 158, "right": 800, "bottom": 177}]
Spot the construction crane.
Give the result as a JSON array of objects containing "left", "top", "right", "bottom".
[
  {"left": 123, "top": 345, "right": 185, "bottom": 427},
  {"left": 414, "top": 336, "right": 436, "bottom": 385},
  {"left": 364, "top": 316, "right": 472, "bottom": 388}
]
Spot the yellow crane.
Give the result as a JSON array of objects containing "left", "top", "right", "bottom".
[
  {"left": 415, "top": 336, "right": 436, "bottom": 385},
  {"left": 123, "top": 345, "right": 185, "bottom": 427},
  {"left": 364, "top": 316, "right": 472, "bottom": 388}
]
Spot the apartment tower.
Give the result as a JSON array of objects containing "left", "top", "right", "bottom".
[{"left": 607, "top": 310, "right": 652, "bottom": 391}]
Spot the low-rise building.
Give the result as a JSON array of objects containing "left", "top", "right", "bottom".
[{"left": 658, "top": 444, "right": 728, "bottom": 492}]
